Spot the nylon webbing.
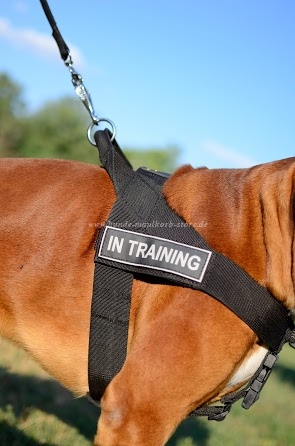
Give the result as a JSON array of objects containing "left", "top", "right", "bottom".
[
  {"left": 40, "top": 0, "right": 71, "bottom": 62},
  {"left": 88, "top": 264, "right": 133, "bottom": 401},
  {"left": 88, "top": 129, "right": 291, "bottom": 404},
  {"left": 88, "top": 134, "right": 137, "bottom": 401}
]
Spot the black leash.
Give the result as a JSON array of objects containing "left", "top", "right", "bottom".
[
  {"left": 39, "top": 0, "right": 70, "bottom": 63},
  {"left": 39, "top": 0, "right": 116, "bottom": 144}
]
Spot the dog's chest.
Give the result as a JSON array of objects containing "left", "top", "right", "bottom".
[{"left": 225, "top": 345, "right": 268, "bottom": 390}]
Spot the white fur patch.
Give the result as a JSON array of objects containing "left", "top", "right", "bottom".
[{"left": 225, "top": 345, "right": 268, "bottom": 390}]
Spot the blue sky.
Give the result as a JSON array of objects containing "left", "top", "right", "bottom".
[{"left": 0, "top": 0, "right": 294, "bottom": 168}]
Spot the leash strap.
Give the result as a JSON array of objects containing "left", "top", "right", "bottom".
[
  {"left": 88, "top": 129, "right": 292, "bottom": 405},
  {"left": 40, "top": 0, "right": 70, "bottom": 62},
  {"left": 39, "top": 0, "right": 116, "bottom": 143}
]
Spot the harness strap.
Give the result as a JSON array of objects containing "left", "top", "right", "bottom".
[
  {"left": 88, "top": 129, "right": 292, "bottom": 406},
  {"left": 88, "top": 132, "right": 135, "bottom": 401},
  {"left": 88, "top": 264, "right": 133, "bottom": 402}
]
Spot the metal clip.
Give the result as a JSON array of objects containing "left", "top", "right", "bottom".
[
  {"left": 68, "top": 64, "right": 99, "bottom": 125},
  {"left": 66, "top": 62, "right": 116, "bottom": 145}
]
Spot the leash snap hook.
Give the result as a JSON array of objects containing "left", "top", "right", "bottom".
[{"left": 68, "top": 63, "right": 99, "bottom": 126}]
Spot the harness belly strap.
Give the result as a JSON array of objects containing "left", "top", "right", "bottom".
[{"left": 88, "top": 129, "right": 293, "bottom": 414}]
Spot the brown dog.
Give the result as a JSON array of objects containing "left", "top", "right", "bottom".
[{"left": 0, "top": 156, "right": 294, "bottom": 445}]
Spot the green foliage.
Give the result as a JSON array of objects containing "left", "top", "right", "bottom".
[
  {"left": 0, "top": 73, "right": 25, "bottom": 157},
  {"left": 17, "top": 97, "right": 97, "bottom": 163},
  {"left": 0, "top": 72, "right": 180, "bottom": 172},
  {"left": 124, "top": 146, "right": 179, "bottom": 173}
]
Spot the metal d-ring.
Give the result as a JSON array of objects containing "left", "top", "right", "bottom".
[{"left": 87, "top": 119, "right": 117, "bottom": 146}]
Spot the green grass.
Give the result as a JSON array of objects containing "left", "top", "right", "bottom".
[{"left": 0, "top": 339, "right": 294, "bottom": 445}]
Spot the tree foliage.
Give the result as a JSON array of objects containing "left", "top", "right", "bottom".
[
  {"left": 124, "top": 146, "right": 179, "bottom": 173},
  {"left": 17, "top": 97, "right": 96, "bottom": 162},
  {"left": 0, "top": 72, "right": 180, "bottom": 172},
  {"left": 0, "top": 73, "right": 25, "bottom": 157}
]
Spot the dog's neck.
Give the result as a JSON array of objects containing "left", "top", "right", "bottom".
[{"left": 163, "top": 161, "right": 295, "bottom": 312}]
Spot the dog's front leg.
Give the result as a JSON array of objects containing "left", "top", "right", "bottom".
[{"left": 92, "top": 284, "right": 256, "bottom": 446}]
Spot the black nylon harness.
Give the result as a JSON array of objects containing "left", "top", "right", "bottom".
[{"left": 88, "top": 129, "right": 295, "bottom": 420}]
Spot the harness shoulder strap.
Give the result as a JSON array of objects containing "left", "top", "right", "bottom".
[{"left": 88, "top": 130, "right": 137, "bottom": 401}]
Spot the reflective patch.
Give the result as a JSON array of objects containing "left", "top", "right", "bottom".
[{"left": 98, "top": 226, "right": 212, "bottom": 283}]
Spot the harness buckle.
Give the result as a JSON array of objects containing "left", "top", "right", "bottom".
[
  {"left": 207, "top": 404, "right": 232, "bottom": 422},
  {"left": 289, "top": 329, "right": 295, "bottom": 349},
  {"left": 242, "top": 352, "right": 277, "bottom": 409}
]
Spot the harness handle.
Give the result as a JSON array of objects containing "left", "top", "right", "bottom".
[{"left": 94, "top": 129, "right": 133, "bottom": 193}]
